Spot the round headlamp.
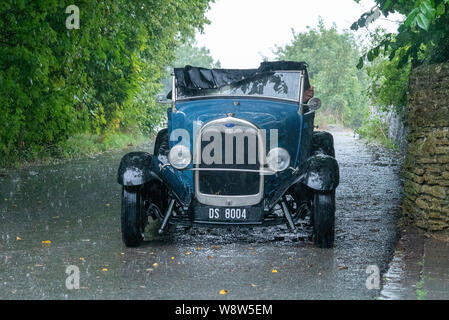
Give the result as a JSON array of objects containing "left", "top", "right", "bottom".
[
  {"left": 168, "top": 144, "right": 191, "bottom": 170},
  {"left": 267, "top": 147, "right": 290, "bottom": 172},
  {"left": 307, "top": 97, "right": 322, "bottom": 111}
]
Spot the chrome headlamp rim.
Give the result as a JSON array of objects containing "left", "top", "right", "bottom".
[
  {"left": 307, "top": 97, "right": 321, "bottom": 111},
  {"left": 266, "top": 147, "right": 290, "bottom": 172},
  {"left": 168, "top": 144, "right": 191, "bottom": 170}
]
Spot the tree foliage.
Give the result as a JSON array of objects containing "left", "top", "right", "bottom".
[
  {"left": 275, "top": 20, "right": 370, "bottom": 129},
  {"left": 0, "top": 0, "right": 212, "bottom": 163},
  {"left": 160, "top": 38, "right": 221, "bottom": 95},
  {"left": 353, "top": 0, "right": 449, "bottom": 68},
  {"left": 173, "top": 38, "right": 221, "bottom": 69},
  {"left": 363, "top": 29, "right": 411, "bottom": 111}
]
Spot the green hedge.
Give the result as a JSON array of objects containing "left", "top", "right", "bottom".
[{"left": 0, "top": 0, "right": 212, "bottom": 165}]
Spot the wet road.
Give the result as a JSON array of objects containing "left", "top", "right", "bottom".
[{"left": 0, "top": 128, "right": 402, "bottom": 299}]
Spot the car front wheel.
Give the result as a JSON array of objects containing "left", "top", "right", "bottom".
[
  {"left": 121, "top": 186, "right": 147, "bottom": 247},
  {"left": 312, "top": 191, "right": 335, "bottom": 248}
]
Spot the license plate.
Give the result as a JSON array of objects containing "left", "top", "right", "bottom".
[
  {"left": 194, "top": 206, "right": 262, "bottom": 223},
  {"left": 207, "top": 207, "right": 248, "bottom": 220}
]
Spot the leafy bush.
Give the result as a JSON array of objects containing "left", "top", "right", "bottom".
[
  {"left": 274, "top": 19, "right": 370, "bottom": 129},
  {"left": 0, "top": 0, "right": 213, "bottom": 166},
  {"left": 354, "top": 0, "right": 449, "bottom": 68},
  {"left": 357, "top": 114, "right": 398, "bottom": 150}
]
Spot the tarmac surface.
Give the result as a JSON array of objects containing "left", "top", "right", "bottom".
[{"left": 0, "top": 128, "right": 403, "bottom": 299}]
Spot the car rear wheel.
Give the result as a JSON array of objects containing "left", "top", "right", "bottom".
[
  {"left": 312, "top": 191, "right": 335, "bottom": 248},
  {"left": 121, "top": 186, "right": 147, "bottom": 247}
]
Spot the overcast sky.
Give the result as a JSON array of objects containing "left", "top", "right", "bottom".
[{"left": 195, "top": 0, "right": 403, "bottom": 68}]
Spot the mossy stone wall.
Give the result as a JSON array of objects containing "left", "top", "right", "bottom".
[{"left": 403, "top": 63, "right": 449, "bottom": 231}]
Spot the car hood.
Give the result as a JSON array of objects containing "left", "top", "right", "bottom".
[
  {"left": 167, "top": 98, "right": 310, "bottom": 198},
  {"left": 169, "top": 98, "right": 302, "bottom": 164}
]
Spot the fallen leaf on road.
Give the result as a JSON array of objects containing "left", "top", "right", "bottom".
[
  {"left": 16, "top": 236, "right": 21, "bottom": 241},
  {"left": 219, "top": 289, "right": 228, "bottom": 295},
  {"left": 207, "top": 255, "right": 214, "bottom": 260}
]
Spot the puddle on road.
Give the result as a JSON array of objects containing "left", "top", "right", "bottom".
[
  {"left": 162, "top": 221, "right": 313, "bottom": 247},
  {"left": 379, "top": 251, "right": 408, "bottom": 300}
]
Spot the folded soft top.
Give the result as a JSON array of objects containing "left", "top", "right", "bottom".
[{"left": 168, "top": 61, "right": 310, "bottom": 99}]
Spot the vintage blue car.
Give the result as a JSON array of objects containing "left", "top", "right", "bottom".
[{"left": 117, "top": 61, "right": 339, "bottom": 248}]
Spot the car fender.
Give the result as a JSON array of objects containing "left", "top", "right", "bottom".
[
  {"left": 303, "top": 154, "right": 339, "bottom": 191},
  {"left": 117, "top": 152, "right": 157, "bottom": 186},
  {"left": 117, "top": 152, "right": 193, "bottom": 207}
]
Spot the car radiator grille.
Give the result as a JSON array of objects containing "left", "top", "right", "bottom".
[{"left": 197, "top": 120, "right": 262, "bottom": 197}]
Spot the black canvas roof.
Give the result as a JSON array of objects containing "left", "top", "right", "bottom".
[{"left": 167, "top": 61, "right": 310, "bottom": 99}]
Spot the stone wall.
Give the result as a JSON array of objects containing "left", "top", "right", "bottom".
[{"left": 403, "top": 63, "right": 449, "bottom": 231}]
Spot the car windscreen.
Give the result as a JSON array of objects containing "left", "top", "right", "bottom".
[{"left": 177, "top": 72, "right": 300, "bottom": 101}]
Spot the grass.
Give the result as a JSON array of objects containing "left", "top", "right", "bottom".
[
  {"left": 58, "top": 131, "right": 148, "bottom": 159},
  {"left": 416, "top": 259, "right": 428, "bottom": 300},
  {"left": 314, "top": 111, "right": 344, "bottom": 130},
  {"left": 0, "top": 130, "right": 149, "bottom": 169},
  {"left": 356, "top": 116, "right": 399, "bottom": 152},
  {"left": 315, "top": 111, "right": 400, "bottom": 153}
]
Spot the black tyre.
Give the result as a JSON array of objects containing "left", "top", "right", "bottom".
[
  {"left": 312, "top": 191, "right": 335, "bottom": 248},
  {"left": 154, "top": 128, "right": 169, "bottom": 157},
  {"left": 312, "top": 131, "right": 335, "bottom": 157},
  {"left": 121, "top": 186, "right": 147, "bottom": 247}
]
